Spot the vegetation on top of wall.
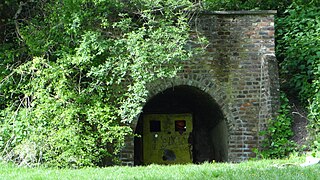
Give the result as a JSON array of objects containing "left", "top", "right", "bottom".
[{"left": 202, "top": 0, "right": 291, "bottom": 12}]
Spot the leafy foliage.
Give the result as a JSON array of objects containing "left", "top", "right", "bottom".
[
  {"left": 259, "top": 93, "right": 297, "bottom": 159},
  {"left": 202, "top": 0, "right": 291, "bottom": 12},
  {"left": 309, "top": 90, "right": 320, "bottom": 147},
  {"left": 277, "top": 2, "right": 320, "bottom": 103},
  {"left": 277, "top": 1, "right": 320, "bottom": 149},
  {"left": 0, "top": 0, "right": 195, "bottom": 167}
]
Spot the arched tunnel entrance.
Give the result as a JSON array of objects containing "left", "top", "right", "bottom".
[{"left": 134, "top": 85, "right": 228, "bottom": 165}]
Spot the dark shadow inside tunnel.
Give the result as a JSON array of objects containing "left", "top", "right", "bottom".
[{"left": 134, "top": 85, "right": 228, "bottom": 165}]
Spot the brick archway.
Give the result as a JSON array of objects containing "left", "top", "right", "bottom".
[
  {"left": 144, "top": 77, "right": 234, "bottom": 131},
  {"left": 119, "top": 11, "right": 279, "bottom": 166},
  {"left": 134, "top": 80, "right": 232, "bottom": 165}
]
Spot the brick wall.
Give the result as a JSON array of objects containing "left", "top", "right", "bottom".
[{"left": 120, "top": 11, "right": 279, "bottom": 165}]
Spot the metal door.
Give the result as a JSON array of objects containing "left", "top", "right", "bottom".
[{"left": 143, "top": 113, "right": 193, "bottom": 165}]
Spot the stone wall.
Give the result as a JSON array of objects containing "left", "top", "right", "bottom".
[{"left": 120, "top": 11, "right": 279, "bottom": 165}]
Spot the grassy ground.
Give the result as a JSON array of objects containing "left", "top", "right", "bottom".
[{"left": 0, "top": 158, "right": 319, "bottom": 180}]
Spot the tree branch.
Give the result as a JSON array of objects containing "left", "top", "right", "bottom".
[{"left": 14, "top": 1, "right": 27, "bottom": 41}]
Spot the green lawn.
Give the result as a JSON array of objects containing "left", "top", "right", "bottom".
[{"left": 0, "top": 158, "right": 319, "bottom": 180}]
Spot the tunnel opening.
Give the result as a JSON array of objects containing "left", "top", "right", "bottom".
[{"left": 134, "top": 85, "right": 228, "bottom": 165}]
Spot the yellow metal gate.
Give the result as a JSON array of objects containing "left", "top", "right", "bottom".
[{"left": 143, "top": 114, "right": 193, "bottom": 165}]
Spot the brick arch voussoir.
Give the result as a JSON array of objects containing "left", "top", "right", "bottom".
[{"left": 131, "top": 76, "right": 234, "bottom": 133}]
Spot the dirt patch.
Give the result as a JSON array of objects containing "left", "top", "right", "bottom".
[{"left": 289, "top": 97, "right": 309, "bottom": 147}]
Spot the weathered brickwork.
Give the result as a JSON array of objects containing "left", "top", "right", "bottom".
[{"left": 120, "top": 11, "right": 279, "bottom": 165}]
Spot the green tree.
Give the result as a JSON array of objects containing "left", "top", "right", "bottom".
[{"left": 0, "top": 0, "right": 196, "bottom": 167}]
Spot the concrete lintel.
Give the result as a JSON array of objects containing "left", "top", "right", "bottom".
[{"left": 200, "top": 10, "right": 277, "bottom": 15}]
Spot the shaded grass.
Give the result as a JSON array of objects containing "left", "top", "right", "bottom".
[{"left": 0, "top": 158, "right": 319, "bottom": 180}]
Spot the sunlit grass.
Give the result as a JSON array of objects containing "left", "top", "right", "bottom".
[{"left": 0, "top": 157, "right": 319, "bottom": 180}]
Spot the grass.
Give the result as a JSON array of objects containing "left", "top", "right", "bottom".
[{"left": 0, "top": 158, "right": 319, "bottom": 180}]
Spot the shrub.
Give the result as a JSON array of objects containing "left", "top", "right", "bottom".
[
  {"left": 277, "top": 1, "right": 320, "bottom": 150},
  {"left": 0, "top": 0, "right": 194, "bottom": 167},
  {"left": 259, "top": 93, "right": 297, "bottom": 158}
]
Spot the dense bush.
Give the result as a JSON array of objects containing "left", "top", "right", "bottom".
[
  {"left": 0, "top": 0, "right": 195, "bottom": 167},
  {"left": 277, "top": 1, "right": 320, "bottom": 103},
  {"left": 277, "top": 1, "right": 320, "bottom": 148}
]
